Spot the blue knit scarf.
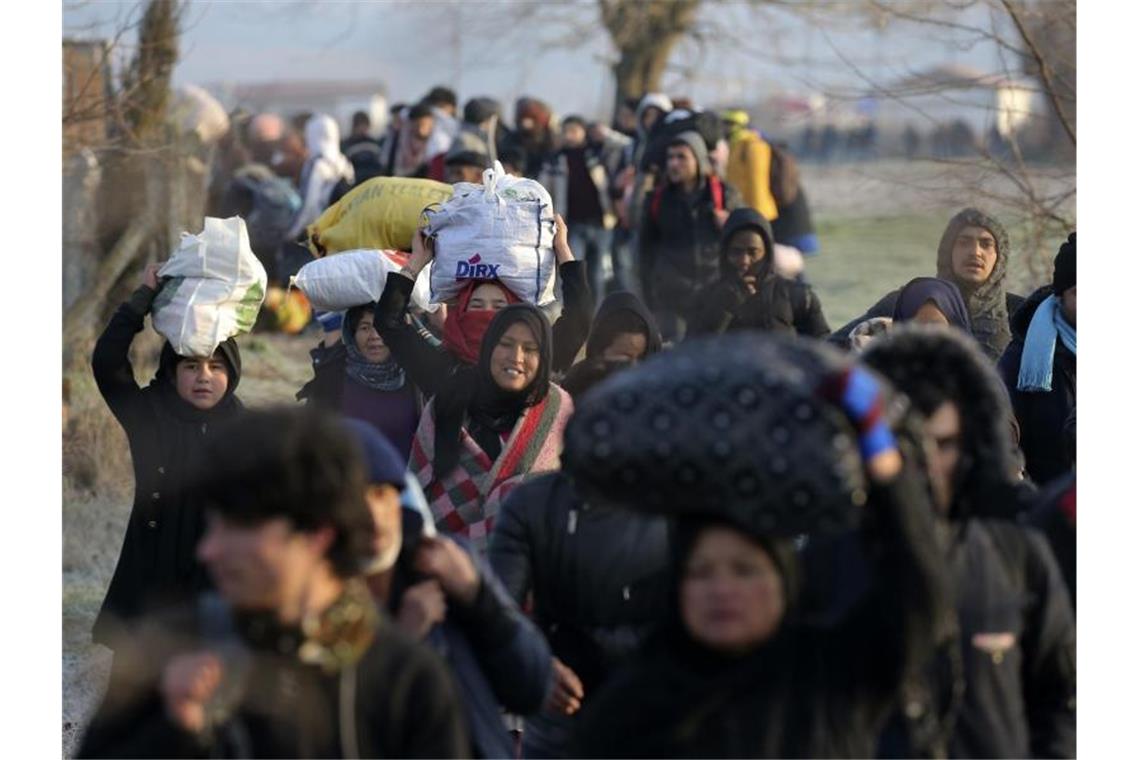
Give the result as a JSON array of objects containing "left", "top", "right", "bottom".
[
  {"left": 1017, "top": 295, "right": 1076, "bottom": 392},
  {"left": 343, "top": 337, "right": 406, "bottom": 392}
]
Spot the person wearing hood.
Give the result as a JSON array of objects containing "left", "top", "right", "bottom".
[
  {"left": 285, "top": 113, "right": 354, "bottom": 240},
  {"left": 560, "top": 290, "right": 663, "bottom": 398},
  {"left": 721, "top": 109, "right": 780, "bottom": 222},
  {"left": 863, "top": 326, "right": 1076, "bottom": 759},
  {"left": 540, "top": 115, "right": 620, "bottom": 298},
  {"left": 408, "top": 304, "right": 575, "bottom": 557},
  {"left": 373, "top": 219, "right": 593, "bottom": 403},
  {"left": 569, "top": 354, "right": 952, "bottom": 758},
  {"left": 504, "top": 96, "right": 558, "bottom": 179},
  {"left": 77, "top": 409, "right": 469, "bottom": 759},
  {"left": 831, "top": 207, "right": 1024, "bottom": 360},
  {"left": 998, "top": 232, "right": 1076, "bottom": 485},
  {"left": 344, "top": 420, "right": 553, "bottom": 759},
  {"left": 892, "top": 276, "right": 973, "bottom": 332},
  {"left": 687, "top": 206, "right": 829, "bottom": 339},
  {"left": 296, "top": 303, "right": 421, "bottom": 460},
  {"left": 639, "top": 130, "right": 744, "bottom": 342},
  {"left": 90, "top": 263, "right": 244, "bottom": 651}
]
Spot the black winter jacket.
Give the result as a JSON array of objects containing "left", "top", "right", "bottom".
[
  {"left": 997, "top": 286, "right": 1076, "bottom": 485},
  {"left": 373, "top": 261, "right": 593, "bottom": 400},
  {"left": 688, "top": 272, "right": 830, "bottom": 339},
  {"left": 90, "top": 286, "right": 243, "bottom": 647},
  {"left": 573, "top": 470, "right": 952, "bottom": 759},
  {"left": 946, "top": 519, "right": 1076, "bottom": 759},
  {"left": 638, "top": 179, "right": 744, "bottom": 313},
  {"left": 488, "top": 472, "right": 671, "bottom": 757},
  {"left": 687, "top": 204, "right": 829, "bottom": 339},
  {"left": 77, "top": 586, "right": 469, "bottom": 758}
]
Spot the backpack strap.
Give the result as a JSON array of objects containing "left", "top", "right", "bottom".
[{"left": 709, "top": 175, "right": 724, "bottom": 211}]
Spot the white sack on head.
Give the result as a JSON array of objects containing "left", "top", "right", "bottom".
[
  {"left": 424, "top": 160, "right": 557, "bottom": 305},
  {"left": 152, "top": 216, "right": 267, "bottom": 357}
]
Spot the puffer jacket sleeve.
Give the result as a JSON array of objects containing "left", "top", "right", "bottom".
[
  {"left": 790, "top": 280, "right": 832, "bottom": 338},
  {"left": 449, "top": 542, "right": 553, "bottom": 714},
  {"left": 1020, "top": 528, "right": 1077, "bottom": 758}
]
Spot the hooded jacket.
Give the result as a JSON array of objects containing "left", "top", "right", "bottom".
[
  {"left": 862, "top": 327, "right": 1076, "bottom": 759},
  {"left": 830, "top": 209, "right": 1024, "bottom": 359},
  {"left": 997, "top": 285, "right": 1076, "bottom": 485},
  {"left": 638, "top": 131, "right": 743, "bottom": 313},
  {"left": 90, "top": 285, "right": 244, "bottom": 647},
  {"left": 583, "top": 290, "right": 663, "bottom": 360},
  {"left": 687, "top": 207, "right": 830, "bottom": 338}
]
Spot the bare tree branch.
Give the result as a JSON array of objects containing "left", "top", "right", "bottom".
[{"left": 999, "top": 0, "right": 1076, "bottom": 147}]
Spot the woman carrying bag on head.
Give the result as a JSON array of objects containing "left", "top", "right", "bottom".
[{"left": 408, "top": 304, "right": 573, "bottom": 556}]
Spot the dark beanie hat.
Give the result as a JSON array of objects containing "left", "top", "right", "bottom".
[
  {"left": 341, "top": 418, "right": 408, "bottom": 489},
  {"left": 1053, "top": 231, "right": 1076, "bottom": 295}
]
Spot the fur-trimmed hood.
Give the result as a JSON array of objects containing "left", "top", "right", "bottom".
[{"left": 861, "top": 325, "right": 1017, "bottom": 521}]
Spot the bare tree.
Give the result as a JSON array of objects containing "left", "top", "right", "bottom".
[{"left": 63, "top": 0, "right": 190, "bottom": 370}]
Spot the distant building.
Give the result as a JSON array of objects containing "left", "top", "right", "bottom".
[
  {"left": 874, "top": 63, "right": 1038, "bottom": 140},
  {"left": 206, "top": 79, "right": 390, "bottom": 137}
]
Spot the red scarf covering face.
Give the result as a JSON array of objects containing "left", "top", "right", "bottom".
[{"left": 442, "top": 280, "right": 522, "bottom": 365}]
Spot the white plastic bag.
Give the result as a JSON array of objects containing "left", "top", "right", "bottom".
[
  {"left": 291, "top": 249, "right": 435, "bottom": 313},
  {"left": 424, "top": 160, "right": 557, "bottom": 305},
  {"left": 152, "top": 217, "right": 267, "bottom": 357}
]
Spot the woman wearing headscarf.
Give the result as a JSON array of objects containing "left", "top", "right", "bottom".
[
  {"left": 409, "top": 304, "right": 574, "bottom": 556},
  {"left": 831, "top": 208, "right": 1023, "bottom": 360},
  {"left": 562, "top": 338, "right": 951, "bottom": 758},
  {"left": 296, "top": 303, "right": 420, "bottom": 459},
  {"left": 687, "top": 207, "right": 830, "bottom": 339},
  {"left": 373, "top": 219, "right": 594, "bottom": 402},
  {"left": 891, "top": 276, "right": 973, "bottom": 332},
  {"left": 285, "top": 113, "right": 355, "bottom": 240},
  {"left": 90, "top": 263, "right": 244, "bottom": 651}
]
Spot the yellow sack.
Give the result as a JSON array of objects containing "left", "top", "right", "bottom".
[{"left": 306, "top": 177, "right": 454, "bottom": 257}]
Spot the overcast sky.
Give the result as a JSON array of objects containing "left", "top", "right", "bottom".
[{"left": 63, "top": 1, "right": 1012, "bottom": 120}]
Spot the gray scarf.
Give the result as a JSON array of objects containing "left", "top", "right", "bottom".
[
  {"left": 343, "top": 337, "right": 406, "bottom": 392},
  {"left": 935, "top": 208, "right": 1012, "bottom": 361}
]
